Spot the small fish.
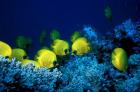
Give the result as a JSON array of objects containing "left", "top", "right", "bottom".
[
  {"left": 22, "top": 59, "right": 40, "bottom": 68},
  {"left": 71, "top": 31, "right": 82, "bottom": 42},
  {"left": 72, "top": 37, "right": 91, "bottom": 55},
  {"left": 51, "top": 39, "right": 69, "bottom": 56},
  {"left": 39, "top": 30, "right": 47, "bottom": 46},
  {"left": 11, "top": 48, "right": 27, "bottom": 61},
  {"left": 50, "top": 29, "right": 60, "bottom": 41},
  {"left": 15, "top": 36, "right": 32, "bottom": 50},
  {"left": 104, "top": 5, "right": 112, "bottom": 21},
  {"left": 0, "top": 41, "right": 12, "bottom": 57},
  {"left": 35, "top": 49, "right": 57, "bottom": 68},
  {"left": 111, "top": 48, "right": 128, "bottom": 72}
]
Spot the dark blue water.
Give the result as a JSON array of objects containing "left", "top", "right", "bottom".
[{"left": 0, "top": 0, "right": 140, "bottom": 57}]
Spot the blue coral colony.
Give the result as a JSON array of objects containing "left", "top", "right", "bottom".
[{"left": 0, "top": 19, "right": 140, "bottom": 91}]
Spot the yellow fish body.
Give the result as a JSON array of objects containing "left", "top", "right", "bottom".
[
  {"left": 11, "top": 48, "right": 27, "bottom": 61},
  {"left": 72, "top": 37, "right": 91, "bottom": 55},
  {"left": 22, "top": 59, "right": 40, "bottom": 68},
  {"left": 0, "top": 41, "right": 12, "bottom": 57},
  {"left": 51, "top": 39, "right": 69, "bottom": 56},
  {"left": 111, "top": 48, "right": 128, "bottom": 72},
  {"left": 36, "top": 49, "right": 57, "bottom": 68}
]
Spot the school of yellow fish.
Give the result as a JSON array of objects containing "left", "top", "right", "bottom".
[{"left": 0, "top": 31, "right": 128, "bottom": 72}]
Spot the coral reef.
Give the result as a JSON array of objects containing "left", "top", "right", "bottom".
[
  {"left": 83, "top": 26, "right": 98, "bottom": 41},
  {"left": 114, "top": 19, "right": 137, "bottom": 39},
  {"left": 0, "top": 55, "right": 62, "bottom": 92},
  {"left": 113, "top": 19, "right": 140, "bottom": 55},
  {"left": 0, "top": 19, "right": 140, "bottom": 91},
  {"left": 58, "top": 55, "right": 110, "bottom": 91}
]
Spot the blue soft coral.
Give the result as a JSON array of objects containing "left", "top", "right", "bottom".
[
  {"left": 114, "top": 19, "right": 140, "bottom": 43},
  {"left": 59, "top": 55, "right": 111, "bottom": 91},
  {"left": 0, "top": 55, "right": 62, "bottom": 92}
]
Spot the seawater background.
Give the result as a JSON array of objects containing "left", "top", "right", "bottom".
[{"left": 0, "top": 0, "right": 140, "bottom": 58}]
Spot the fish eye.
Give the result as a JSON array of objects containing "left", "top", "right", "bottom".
[
  {"left": 5, "top": 56, "right": 9, "bottom": 59},
  {"left": 73, "top": 50, "right": 77, "bottom": 55},
  {"left": 23, "top": 55, "right": 27, "bottom": 59},
  {"left": 64, "top": 49, "right": 69, "bottom": 54},
  {"left": 53, "top": 61, "right": 57, "bottom": 66}
]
